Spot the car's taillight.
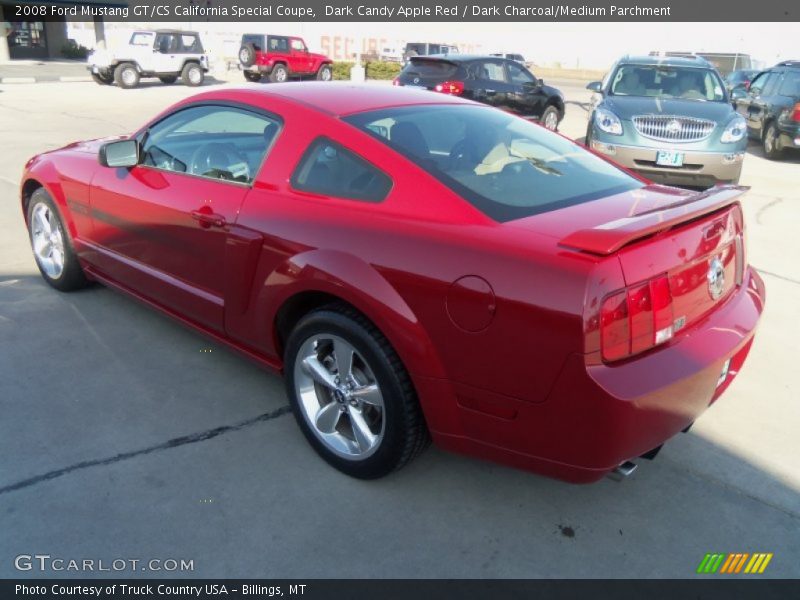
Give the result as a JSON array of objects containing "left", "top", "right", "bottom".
[
  {"left": 392, "top": 77, "right": 401, "bottom": 86},
  {"left": 791, "top": 102, "right": 800, "bottom": 122},
  {"left": 600, "top": 274, "right": 673, "bottom": 361},
  {"left": 434, "top": 80, "right": 464, "bottom": 95}
]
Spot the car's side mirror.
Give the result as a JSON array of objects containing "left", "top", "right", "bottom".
[
  {"left": 99, "top": 140, "right": 140, "bottom": 168},
  {"left": 586, "top": 81, "right": 602, "bottom": 93},
  {"left": 537, "top": 78, "right": 544, "bottom": 87}
]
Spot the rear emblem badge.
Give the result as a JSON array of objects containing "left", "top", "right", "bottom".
[{"left": 707, "top": 257, "right": 725, "bottom": 300}]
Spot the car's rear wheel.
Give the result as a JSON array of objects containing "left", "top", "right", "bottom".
[
  {"left": 243, "top": 71, "right": 262, "bottom": 83},
  {"left": 181, "top": 62, "right": 204, "bottom": 87},
  {"left": 269, "top": 64, "right": 288, "bottom": 83},
  {"left": 27, "top": 189, "right": 88, "bottom": 292},
  {"left": 158, "top": 75, "right": 178, "bottom": 84},
  {"left": 763, "top": 123, "right": 785, "bottom": 160},
  {"left": 541, "top": 105, "right": 560, "bottom": 131},
  {"left": 114, "top": 62, "right": 139, "bottom": 89},
  {"left": 91, "top": 72, "right": 113, "bottom": 85},
  {"left": 284, "top": 305, "right": 429, "bottom": 479},
  {"left": 316, "top": 64, "right": 333, "bottom": 81}
]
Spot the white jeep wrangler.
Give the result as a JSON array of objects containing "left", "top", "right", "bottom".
[{"left": 87, "top": 30, "right": 209, "bottom": 89}]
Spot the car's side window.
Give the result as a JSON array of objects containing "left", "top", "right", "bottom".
[
  {"left": 291, "top": 138, "right": 392, "bottom": 202},
  {"left": 507, "top": 62, "right": 535, "bottom": 85},
  {"left": 141, "top": 105, "right": 280, "bottom": 186},
  {"left": 480, "top": 61, "right": 507, "bottom": 82},
  {"left": 760, "top": 72, "right": 781, "bottom": 96},
  {"left": 779, "top": 71, "right": 800, "bottom": 96},
  {"left": 268, "top": 36, "right": 289, "bottom": 52},
  {"left": 178, "top": 35, "right": 202, "bottom": 54},
  {"left": 748, "top": 71, "right": 772, "bottom": 96},
  {"left": 290, "top": 39, "right": 306, "bottom": 52},
  {"left": 155, "top": 34, "right": 175, "bottom": 54}
]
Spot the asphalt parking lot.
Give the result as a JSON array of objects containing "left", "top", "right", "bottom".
[{"left": 1, "top": 79, "right": 798, "bottom": 579}]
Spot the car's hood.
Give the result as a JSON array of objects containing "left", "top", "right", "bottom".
[
  {"left": 603, "top": 96, "right": 733, "bottom": 122},
  {"left": 51, "top": 135, "right": 128, "bottom": 156}
]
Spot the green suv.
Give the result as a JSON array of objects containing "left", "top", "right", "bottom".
[
  {"left": 586, "top": 56, "right": 747, "bottom": 187},
  {"left": 731, "top": 61, "right": 800, "bottom": 160}
]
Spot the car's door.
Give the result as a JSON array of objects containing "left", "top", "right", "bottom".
[
  {"left": 737, "top": 70, "right": 779, "bottom": 136},
  {"left": 88, "top": 104, "right": 280, "bottom": 332},
  {"left": 289, "top": 38, "right": 314, "bottom": 74},
  {"left": 505, "top": 61, "right": 547, "bottom": 118},
  {"left": 151, "top": 32, "right": 179, "bottom": 73},
  {"left": 467, "top": 59, "right": 513, "bottom": 110}
]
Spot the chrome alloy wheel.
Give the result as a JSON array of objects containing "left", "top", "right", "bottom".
[
  {"left": 294, "top": 334, "right": 385, "bottom": 460},
  {"left": 188, "top": 66, "right": 202, "bottom": 85},
  {"left": 30, "top": 203, "right": 65, "bottom": 279},
  {"left": 544, "top": 110, "right": 559, "bottom": 131},
  {"left": 121, "top": 67, "right": 137, "bottom": 86}
]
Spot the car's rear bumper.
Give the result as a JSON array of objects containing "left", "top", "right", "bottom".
[
  {"left": 419, "top": 268, "right": 765, "bottom": 483},
  {"left": 590, "top": 140, "right": 744, "bottom": 186}
]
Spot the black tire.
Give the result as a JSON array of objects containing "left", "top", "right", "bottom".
[
  {"left": 284, "top": 304, "right": 430, "bottom": 479},
  {"left": 113, "top": 62, "right": 139, "bottom": 89},
  {"left": 27, "top": 188, "right": 88, "bottom": 292},
  {"left": 91, "top": 72, "right": 113, "bottom": 85},
  {"left": 584, "top": 120, "right": 593, "bottom": 147},
  {"left": 158, "top": 75, "right": 178, "bottom": 84},
  {"left": 269, "top": 64, "right": 288, "bottom": 83},
  {"left": 181, "top": 62, "right": 204, "bottom": 87},
  {"left": 763, "top": 123, "right": 785, "bottom": 160},
  {"left": 540, "top": 105, "right": 561, "bottom": 131},
  {"left": 316, "top": 64, "right": 333, "bottom": 81},
  {"left": 243, "top": 71, "right": 262, "bottom": 83},
  {"left": 238, "top": 43, "right": 256, "bottom": 68}
]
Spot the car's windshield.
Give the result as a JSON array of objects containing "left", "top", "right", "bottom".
[
  {"left": 610, "top": 65, "right": 726, "bottom": 102},
  {"left": 344, "top": 105, "right": 642, "bottom": 222}
]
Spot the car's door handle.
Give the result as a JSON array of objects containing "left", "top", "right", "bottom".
[
  {"left": 485, "top": 89, "right": 496, "bottom": 94},
  {"left": 191, "top": 210, "right": 226, "bottom": 228}
]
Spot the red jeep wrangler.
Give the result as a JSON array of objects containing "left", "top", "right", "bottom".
[{"left": 239, "top": 34, "right": 333, "bottom": 83}]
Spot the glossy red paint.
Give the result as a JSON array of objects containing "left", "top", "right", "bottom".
[{"left": 20, "top": 83, "right": 766, "bottom": 483}]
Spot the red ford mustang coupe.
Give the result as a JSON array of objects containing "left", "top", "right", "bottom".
[{"left": 20, "top": 83, "right": 765, "bottom": 482}]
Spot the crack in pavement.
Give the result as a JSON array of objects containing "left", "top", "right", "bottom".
[
  {"left": 0, "top": 405, "right": 291, "bottom": 496},
  {"left": 756, "top": 267, "right": 800, "bottom": 286},
  {"left": 755, "top": 197, "right": 784, "bottom": 225}
]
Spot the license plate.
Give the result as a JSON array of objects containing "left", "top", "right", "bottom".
[{"left": 656, "top": 150, "right": 684, "bottom": 167}]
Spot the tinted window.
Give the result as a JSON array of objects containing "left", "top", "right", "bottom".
[
  {"left": 177, "top": 34, "right": 202, "bottom": 53},
  {"left": 242, "top": 34, "right": 264, "bottom": 51},
  {"left": 155, "top": 34, "right": 176, "bottom": 54},
  {"left": 760, "top": 72, "right": 781, "bottom": 96},
  {"left": 268, "top": 36, "right": 289, "bottom": 52},
  {"left": 609, "top": 65, "right": 726, "bottom": 102},
  {"left": 291, "top": 138, "right": 392, "bottom": 202},
  {"left": 507, "top": 62, "right": 535, "bottom": 84},
  {"left": 479, "top": 61, "right": 506, "bottom": 82},
  {"left": 142, "top": 105, "right": 280, "bottom": 185},
  {"left": 402, "top": 58, "right": 458, "bottom": 80},
  {"left": 345, "top": 105, "right": 642, "bottom": 222},
  {"left": 779, "top": 71, "right": 800, "bottom": 96}
]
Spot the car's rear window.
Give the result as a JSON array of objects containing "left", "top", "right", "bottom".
[
  {"left": 401, "top": 59, "right": 458, "bottom": 80},
  {"left": 344, "top": 105, "right": 642, "bottom": 222}
]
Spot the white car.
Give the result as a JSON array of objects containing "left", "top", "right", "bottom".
[{"left": 88, "top": 30, "right": 209, "bottom": 89}]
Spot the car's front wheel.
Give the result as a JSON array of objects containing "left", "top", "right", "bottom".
[
  {"left": 114, "top": 62, "right": 139, "bottom": 89},
  {"left": 316, "top": 64, "right": 333, "bottom": 81},
  {"left": 27, "top": 189, "right": 88, "bottom": 292},
  {"left": 763, "top": 123, "right": 785, "bottom": 160},
  {"left": 181, "top": 63, "right": 204, "bottom": 87},
  {"left": 269, "top": 64, "right": 288, "bottom": 83},
  {"left": 284, "top": 305, "right": 429, "bottom": 479}
]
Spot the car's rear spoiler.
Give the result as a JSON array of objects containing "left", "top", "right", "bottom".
[{"left": 558, "top": 185, "right": 748, "bottom": 256}]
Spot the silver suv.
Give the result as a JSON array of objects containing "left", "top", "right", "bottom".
[{"left": 88, "top": 30, "right": 209, "bottom": 89}]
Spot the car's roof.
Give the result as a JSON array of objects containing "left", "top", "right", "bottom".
[
  {"left": 198, "top": 83, "right": 474, "bottom": 117},
  {"left": 774, "top": 60, "right": 800, "bottom": 69},
  {"left": 619, "top": 55, "right": 714, "bottom": 68},
  {"left": 134, "top": 29, "right": 199, "bottom": 35},
  {"left": 409, "top": 54, "right": 510, "bottom": 63}
]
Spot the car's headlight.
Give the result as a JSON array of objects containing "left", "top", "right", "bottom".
[
  {"left": 595, "top": 108, "right": 623, "bottom": 135},
  {"left": 721, "top": 116, "right": 747, "bottom": 143}
]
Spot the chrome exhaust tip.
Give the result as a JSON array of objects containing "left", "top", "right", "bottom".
[{"left": 608, "top": 461, "right": 638, "bottom": 482}]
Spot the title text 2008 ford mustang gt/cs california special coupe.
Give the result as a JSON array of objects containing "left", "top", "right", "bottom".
[{"left": 20, "top": 83, "right": 765, "bottom": 482}]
